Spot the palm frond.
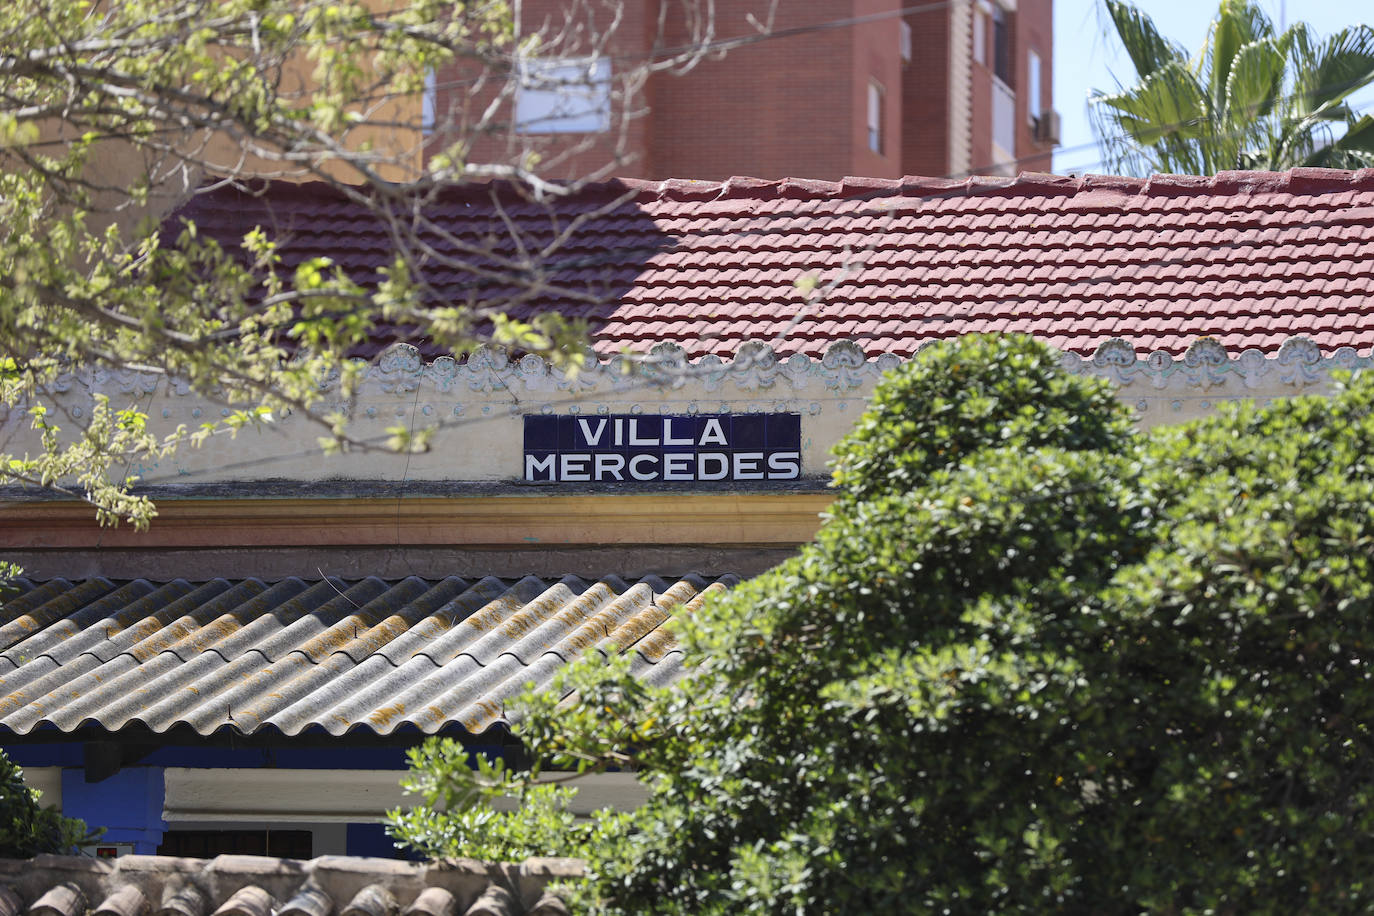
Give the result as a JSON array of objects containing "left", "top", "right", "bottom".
[
  {"left": 1093, "top": 60, "right": 1209, "bottom": 148},
  {"left": 1301, "top": 114, "right": 1374, "bottom": 169},
  {"left": 1205, "top": 0, "right": 1273, "bottom": 115},
  {"left": 1224, "top": 37, "right": 1288, "bottom": 125},
  {"left": 1094, "top": 0, "right": 1374, "bottom": 177},
  {"left": 1296, "top": 25, "right": 1374, "bottom": 116},
  {"left": 1105, "top": 0, "right": 1186, "bottom": 79}
]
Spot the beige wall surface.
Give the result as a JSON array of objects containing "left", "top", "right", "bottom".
[
  {"left": 0, "top": 337, "right": 1354, "bottom": 489},
  {"left": 0, "top": 336, "right": 1357, "bottom": 579}
]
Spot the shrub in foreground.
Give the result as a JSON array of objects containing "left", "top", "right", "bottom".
[{"left": 393, "top": 334, "right": 1374, "bottom": 914}]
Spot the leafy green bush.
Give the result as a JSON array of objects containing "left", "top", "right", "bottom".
[
  {"left": 391, "top": 334, "right": 1374, "bottom": 914},
  {"left": 828, "top": 333, "right": 1135, "bottom": 503},
  {"left": 0, "top": 751, "right": 99, "bottom": 858}
]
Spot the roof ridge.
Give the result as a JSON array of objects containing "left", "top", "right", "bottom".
[
  {"left": 625, "top": 168, "right": 1374, "bottom": 203},
  {"left": 0, "top": 853, "right": 582, "bottom": 916},
  {"left": 193, "top": 168, "right": 1374, "bottom": 208}
]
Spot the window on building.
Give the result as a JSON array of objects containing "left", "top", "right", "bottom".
[
  {"left": 1027, "top": 49, "right": 1043, "bottom": 123},
  {"left": 972, "top": 8, "right": 986, "bottom": 66},
  {"left": 992, "top": 6, "right": 1013, "bottom": 85},
  {"left": 422, "top": 68, "right": 436, "bottom": 134},
  {"left": 514, "top": 56, "right": 612, "bottom": 134},
  {"left": 900, "top": 20, "right": 913, "bottom": 63},
  {"left": 159, "top": 829, "right": 313, "bottom": 859},
  {"left": 867, "top": 81, "right": 885, "bottom": 154}
]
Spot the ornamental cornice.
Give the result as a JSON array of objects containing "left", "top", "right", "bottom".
[{"left": 51, "top": 336, "right": 1364, "bottom": 401}]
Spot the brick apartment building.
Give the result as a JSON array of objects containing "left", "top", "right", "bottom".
[{"left": 430, "top": 0, "right": 1055, "bottom": 182}]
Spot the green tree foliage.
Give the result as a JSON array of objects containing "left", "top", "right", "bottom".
[
  {"left": 1091, "top": 0, "right": 1374, "bottom": 175},
  {"left": 0, "top": 0, "right": 727, "bottom": 530},
  {"left": 392, "top": 333, "right": 1374, "bottom": 913},
  {"left": 0, "top": 750, "right": 98, "bottom": 857}
]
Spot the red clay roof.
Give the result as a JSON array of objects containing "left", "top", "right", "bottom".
[{"left": 170, "top": 168, "right": 1374, "bottom": 360}]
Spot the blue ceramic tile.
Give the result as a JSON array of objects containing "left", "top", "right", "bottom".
[
  {"left": 625, "top": 450, "right": 663, "bottom": 481},
  {"left": 523, "top": 451, "right": 557, "bottom": 481},
  {"left": 729, "top": 449, "right": 768, "bottom": 480},
  {"left": 622, "top": 415, "right": 666, "bottom": 449},
  {"left": 766, "top": 413, "right": 801, "bottom": 449},
  {"left": 732, "top": 415, "right": 767, "bottom": 449},
  {"left": 523, "top": 415, "right": 559, "bottom": 451},
  {"left": 571, "top": 415, "right": 615, "bottom": 449},
  {"left": 659, "top": 451, "right": 697, "bottom": 481},
  {"left": 661, "top": 415, "right": 697, "bottom": 452},
  {"left": 558, "top": 415, "right": 581, "bottom": 451},
  {"left": 695, "top": 451, "right": 732, "bottom": 481},
  {"left": 696, "top": 414, "right": 731, "bottom": 448}
]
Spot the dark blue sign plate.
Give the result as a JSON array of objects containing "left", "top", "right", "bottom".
[{"left": 523, "top": 414, "right": 801, "bottom": 482}]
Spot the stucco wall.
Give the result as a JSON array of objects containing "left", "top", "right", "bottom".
[{"left": 0, "top": 337, "right": 1349, "bottom": 488}]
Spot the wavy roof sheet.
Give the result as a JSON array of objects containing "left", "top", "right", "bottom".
[
  {"left": 170, "top": 168, "right": 1374, "bottom": 360},
  {"left": 0, "top": 575, "right": 731, "bottom": 739}
]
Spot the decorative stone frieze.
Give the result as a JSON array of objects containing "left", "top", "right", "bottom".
[
  {"left": 51, "top": 336, "right": 1369, "bottom": 398},
  {"left": 3, "top": 337, "right": 1364, "bottom": 486}
]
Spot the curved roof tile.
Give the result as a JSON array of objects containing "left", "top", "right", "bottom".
[
  {"left": 169, "top": 168, "right": 1374, "bottom": 360},
  {"left": 0, "top": 576, "right": 732, "bottom": 739}
]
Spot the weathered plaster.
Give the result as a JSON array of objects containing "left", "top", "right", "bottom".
[{"left": 0, "top": 337, "right": 1353, "bottom": 488}]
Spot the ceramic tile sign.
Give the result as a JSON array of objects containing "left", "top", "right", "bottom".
[{"left": 524, "top": 414, "right": 802, "bottom": 482}]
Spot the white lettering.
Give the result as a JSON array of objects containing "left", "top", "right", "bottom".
[
  {"left": 577, "top": 418, "right": 608, "bottom": 447},
  {"left": 697, "top": 452, "right": 729, "bottom": 480},
  {"left": 559, "top": 453, "right": 590, "bottom": 481},
  {"left": 733, "top": 452, "right": 764, "bottom": 480},
  {"left": 595, "top": 453, "right": 626, "bottom": 481},
  {"left": 629, "top": 418, "right": 659, "bottom": 446},
  {"left": 629, "top": 453, "right": 658, "bottom": 481},
  {"left": 526, "top": 415, "right": 801, "bottom": 485},
  {"left": 525, "top": 453, "right": 556, "bottom": 481},
  {"left": 768, "top": 451, "right": 801, "bottom": 479},
  {"left": 699, "top": 418, "right": 727, "bottom": 446},
  {"left": 663, "top": 417, "right": 694, "bottom": 446},
  {"left": 663, "top": 453, "right": 694, "bottom": 481}
]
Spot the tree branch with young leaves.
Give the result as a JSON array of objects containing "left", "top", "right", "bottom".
[{"left": 0, "top": 0, "right": 744, "bottom": 532}]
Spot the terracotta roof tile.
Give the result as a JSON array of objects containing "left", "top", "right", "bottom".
[
  {"left": 167, "top": 170, "right": 1374, "bottom": 360},
  {"left": 0, "top": 854, "right": 575, "bottom": 916}
]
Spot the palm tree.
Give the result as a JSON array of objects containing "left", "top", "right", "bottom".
[{"left": 1090, "top": 0, "right": 1374, "bottom": 175}]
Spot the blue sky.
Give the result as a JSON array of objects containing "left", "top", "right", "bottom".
[{"left": 1051, "top": 0, "right": 1369, "bottom": 172}]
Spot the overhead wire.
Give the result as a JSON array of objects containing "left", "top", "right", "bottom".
[
  {"left": 9, "top": 0, "right": 1371, "bottom": 177},
  {"left": 12, "top": 1, "right": 1374, "bottom": 489},
  {"left": 122, "top": 165, "right": 1374, "bottom": 488},
  {"left": 82, "top": 70, "right": 1374, "bottom": 488}
]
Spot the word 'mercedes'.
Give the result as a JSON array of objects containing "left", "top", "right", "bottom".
[{"left": 523, "top": 414, "right": 802, "bottom": 482}]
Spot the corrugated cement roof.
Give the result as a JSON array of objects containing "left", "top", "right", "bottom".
[{"left": 0, "top": 575, "right": 732, "bottom": 739}]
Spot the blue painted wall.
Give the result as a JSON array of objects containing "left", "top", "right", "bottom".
[
  {"left": 4, "top": 742, "right": 511, "bottom": 858},
  {"left": 345, "top": 823, "right": 422, "bottom": 859},
  {"left": 4, "top": 743, "right": 507, "bottom": 770},
  {"left": 61, "top": 767, "right": 165, "bottom": 854}
]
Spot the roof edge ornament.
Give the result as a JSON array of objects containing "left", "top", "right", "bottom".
[
  {"left": 257, "top": 169, "right": 1374, "bottom": 206},
  {"left": 60, "top": 337, "right": 1367, "bottom": 401}
]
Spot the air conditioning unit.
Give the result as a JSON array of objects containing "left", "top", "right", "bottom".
[{"left": 1033, "top": 109, "right": 1061, "bottom": 145}]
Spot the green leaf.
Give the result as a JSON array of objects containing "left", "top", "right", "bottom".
[
  {"left": 1105, "top": 0, "right": 1185, "bottom": 78},
  {"left": 1095, "top": 59, "right": 1209, "bottom": 147},
  {"left": 1296, "top": 24, "right": 1374, "bottom": 115},
  {"left": 1301, "top": 113, "right": 1374, "bottom": 168},
  {"left": 1225, "top": 37, "right": 1288, "bottom": 125}
]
